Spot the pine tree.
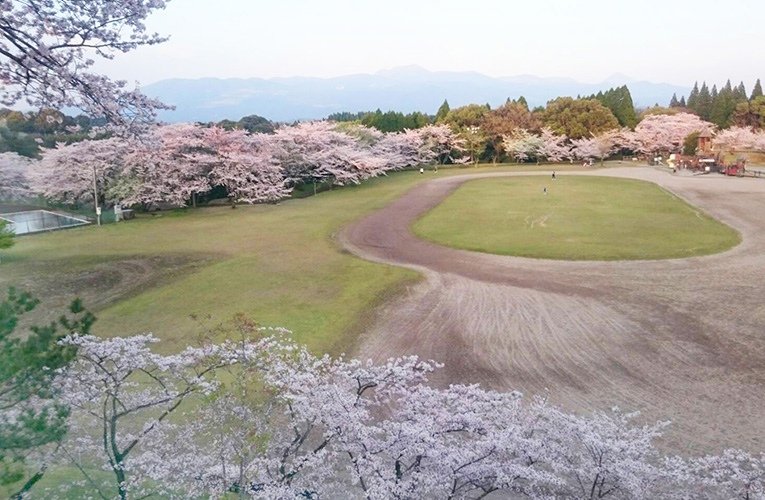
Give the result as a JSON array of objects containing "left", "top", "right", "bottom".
[
  {"left": 735, "top": 82, "right": 747, "bottom": 101},
  {"left": 517, "top": 96, "right": 529, "bottom": 110},
  {"left": 435, "top": 99, "right": 450, "bottom": 123},
  {"left": 679, "top": 96, "right": 687, "bottom": 107},
  {"left": 697, "top": 82, "right": 713, "bottom": 120},
  {"left": 711, "top": 80, "right": 737, "bottom": 128},
  {"left": 687, "top": 82, "right": 700, "bottom": 111},
  {"left": 752, "top": 79, "right": 763, "bottom": 100},
  {"left": 669, "top": 93, "right": 679, "bottom": 107},
  {"left": 588, "top": 86, "right": 637, "bottom": 129}
]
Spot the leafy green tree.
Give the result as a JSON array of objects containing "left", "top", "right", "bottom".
[
  {"left": 405, "top": 111, "right": 431, "bottom": 129},
  {"left": 0, "top": 290, "right": 95, "bottom": 498},
  {"left": 4, "top": 112, "right": 35, "bottom": 134},
  {"left": 683, "top": 132, "right": 701, "bottom": 156},
  {"left": 640, "top": 106, "right": 682, "bottom": 117},
  {"left": 216, "top": 118, "right": 239, "bottom": 130},
  {"left": 361, "top": 109, "right": 405, "bottom": 132},
  {"left": 443, "top": 104, "right": 491, "bottom": 162},
  {"left": 540, "top": 97, "right": 619, "bottom": 139},
  {"left": 435, "top": 99, "right": 450, "bottom": 123},
  {"left": 0, "top": 221, "right": 13, "bottom": 251},
  {"left": 237, "top": 115, "right": 274, "bottom": 134},
  {"left": 733, "top": 96, "right": 765, "bottom": 129},
  {"left": 482, "top": 100, "right": 538, "bottom": 163}
]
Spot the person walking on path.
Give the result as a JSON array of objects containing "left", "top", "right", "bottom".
[{"left": 552, "top": 171, "right": 556, "bottom": 180}]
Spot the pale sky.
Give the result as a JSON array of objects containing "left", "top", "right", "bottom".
[{"left": 96, "top": 0, "right": 764, "bottom": 90}]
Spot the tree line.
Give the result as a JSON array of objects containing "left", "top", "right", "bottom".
[
  {"left": 670, "top": 78, "right": 764, "bottom": 129},
  {"left": 0, "top": 122, "right": 466, "bottom": 213}
]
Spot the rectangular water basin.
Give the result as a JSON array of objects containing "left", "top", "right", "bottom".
[{"left": 0, "top": 210, "right": 90, "bottom": 235}]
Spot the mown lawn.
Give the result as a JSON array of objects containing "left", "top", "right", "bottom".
[
  {"left": 413, "top": 175, "right": 740, "bottom": 260},
  {"left": 0, "top": 164, "right": 576, "bottom": 356}
]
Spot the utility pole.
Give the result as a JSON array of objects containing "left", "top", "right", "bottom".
[{"left": 93, "top": 164, "right": 101, "bottom": 226}]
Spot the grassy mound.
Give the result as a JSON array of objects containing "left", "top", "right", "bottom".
[{"left": 413, "top": 176, "right": 740, "bottom": 260}]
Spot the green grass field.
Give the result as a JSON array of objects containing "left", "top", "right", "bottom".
[
  {"left": 0, "top": 164, "right": 744, "bottom": 498},
  {"left": 413, "top": 176, "right": 740, "bottom": 260},
  {"left": 1, "top": 164, "right": 576, "bottom": 357}
]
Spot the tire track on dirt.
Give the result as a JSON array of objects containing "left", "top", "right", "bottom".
[{"left": 339, "top": 167, "right": 765, "bottom": 454}]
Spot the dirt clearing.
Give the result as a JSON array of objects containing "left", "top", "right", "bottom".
[{"left": 341, "top": 167, "right": 765, "bottom": 455}]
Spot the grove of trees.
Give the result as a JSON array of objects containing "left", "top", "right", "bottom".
[
  {"left": 674, "top": 78, "right": 765, "bottom": 130},
  {"left": 2, "top": 297, "right": 764, "bottom": 499},
  {"left": 2, "top": 122, "right": 466, "bottom": 210}
]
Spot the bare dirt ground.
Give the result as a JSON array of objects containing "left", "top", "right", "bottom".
[
  {"left": 1, "top": 255, "right": 213, "bottom": 328},
  {"left": 340, "top": 167, "right": 765, "bottom": 456}
]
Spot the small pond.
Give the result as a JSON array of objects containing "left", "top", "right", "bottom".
[{"left": 0, "top": 210, "right": 90, "bottom": 235}]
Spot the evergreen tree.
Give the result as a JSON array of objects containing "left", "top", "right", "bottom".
[
  {"left": 1, "top": 290, "right": 95, "bottom": 496},
  {"left": 588, "top": 86, "right": 637, "bottom": 129},
  {"left": 697, "top": 82, "right": 713, "bottom": 120},
  {"left": 517, "top": 96, "right": 529, "bottom": 110},
  {"left": 735, "top": 82, "right": 747, "bottom": 101},
  {"left": 752, "top": 79, "right": 763, "bottom": 100},
  {"left": 435, "top": 99, "right": 450, "bottom": 123},
  {"left": 711, "top": 80, "right": 737, "bottom": 128},
  {"left": 669, "top": 93, "right": 679, "bottom": 107},
  {"left": 679, "top": 96, "right": 687, "bottom": 107},
  {"left": 687, "top": 82, "right": 700, "bottom": 112}
]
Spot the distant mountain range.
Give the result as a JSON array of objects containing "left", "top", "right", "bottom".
[{"left": 142, "top": 66, "right": 691, "bottom": 123}]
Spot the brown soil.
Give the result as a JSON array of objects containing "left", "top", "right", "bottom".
[
  {"left": 1, "top": 255, "right": 214, "bottom": 329},
  {"left": 339, "top": 167, "right": 765, "bottom": 455}
]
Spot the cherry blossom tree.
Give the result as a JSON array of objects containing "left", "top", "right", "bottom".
[
  {"left": 372, "top": 129, "right": 426, "bottom": 170},
  {"left": 117, "top": 123, "right": 214, "bottom": 207},
  {"left": 687, "top": 449, "right": 765, "bottom": 499},
  {"left": 271, "top": 121, "right": 387, "bottom": 193},
  {"left": 54, "top": 333, "right": 239, "bottom": 500},
  {"left": 538, "top": 407, "right": 673, "bottom": 499},
  {"left": 630, "top": 113, "right": 714, "bottom": 156},
  {"left": 135, "top": 334, "right": 558, "bottom": 499},
  {"left": 714, "top": 126, "right": 765, "bottom": 153},
  {"left": 32, "top": 136, "right": 131, "bottom": 207},
  {"left": 537, "top": 128, "right": 572, "bottom": 163},
  {"left": 570, "top": 130, "right": 623, "bottom": 166},
  {"left": 205, "top": 127, "right": 291, "bottom": 204},
  {"left": 47, "top": 327, "right": 765, "bottom": 499},
  {"left": 502, "top": 128, "right": 544, "bottom": 162},
  {"left": 417, "top": 124, "right": 467, "bottom": 165},
  {"left": 0, "top": 0, "right": 171, "bottom": 128},
  {"left": 0, "top": 152, "right": 35, "bottom": 200}
]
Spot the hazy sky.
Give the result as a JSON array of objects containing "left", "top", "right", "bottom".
[{"left": 96, "top": 0, "right": 764, "bottom": 90}]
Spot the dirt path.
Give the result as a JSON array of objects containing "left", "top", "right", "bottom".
[{"left": 339, "top": 167, "right": 765, "bottom": 455}]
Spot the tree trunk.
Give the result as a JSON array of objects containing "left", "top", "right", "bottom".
[{"left": 10, "top": 465, "right": 47, "bottom": 500}]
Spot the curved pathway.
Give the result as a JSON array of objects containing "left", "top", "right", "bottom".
[{"left": 340, "top": 167, "right": 765, "bottom": 455}]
